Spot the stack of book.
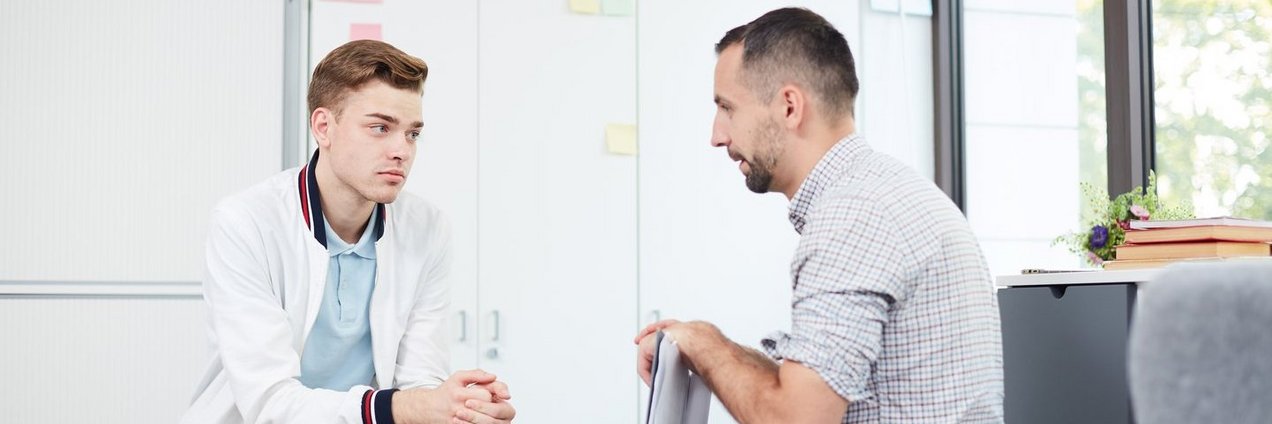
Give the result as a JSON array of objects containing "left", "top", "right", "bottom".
[{"left": 1104, "top": 217, "right": 1272, "bottom": 270}]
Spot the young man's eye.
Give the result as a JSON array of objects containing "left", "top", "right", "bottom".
[
  {"left": 370, "top": 125, "right": 388, "bottom": 134},
  {"left": 407, "top": 131, "right": 421, "bottom": 142}
]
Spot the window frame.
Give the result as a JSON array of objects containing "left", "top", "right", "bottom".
[{"left": 933, "top": 0, "right": 1157, "bottom": 207}]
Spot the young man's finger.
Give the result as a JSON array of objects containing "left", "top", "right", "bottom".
[
  {"left": 449, "top": 369, "right": 497, "bottom": 387},
  {"left": 465, "top": 399, "right": 517, "bottom": 420},
  {"left": 456, "top": 386, "right": 494, "bottom": 403},
  {"left": 476, "top": 381, "right": 511, "bottom": 400}
]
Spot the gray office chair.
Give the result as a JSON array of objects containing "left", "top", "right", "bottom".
[{"left": 1129, "top": 261, "right": 1272, "bottom": 424}]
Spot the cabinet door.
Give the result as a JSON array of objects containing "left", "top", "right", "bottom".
[
  {"left": 346, "top": 0, "right": 483, "bottom": 372},
  {"left": 636, "top": 2, "right": 859, "bottom": 422},
  {"left": 999, "top": 284, "right": 1135, "bottom": 424},
  {"left": 478, "top": 1, "right": 638, "bottom": 422}
]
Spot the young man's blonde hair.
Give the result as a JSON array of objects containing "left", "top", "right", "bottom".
[{"left": 307, "top": 40, "right": 429, "bottom": 118}]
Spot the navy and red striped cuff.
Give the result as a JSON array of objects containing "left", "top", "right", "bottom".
[{"left": 361, "top": 388, "right": 398, "bottom": 424}]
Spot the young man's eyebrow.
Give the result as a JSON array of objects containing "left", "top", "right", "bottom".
[
  {"left": 365, "top": 113, "right": 422, "bottom": 128},
  {"left": 365, "top": 113, "right": 399, "bottom": 124}
]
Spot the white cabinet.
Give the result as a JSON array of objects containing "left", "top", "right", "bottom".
[
  {"left": 367, "top": 0, "right": 484, "bottom": 373},
  {"left": 475, "top": 2, "right": 638, "bottom": 422},
  {"left": 317, "top": 0, "right": 486, "bottom": 371},
  {"left": 400, "top": 1, "right": 638, "bottom": 422}
]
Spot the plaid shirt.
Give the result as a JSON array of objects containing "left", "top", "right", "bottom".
[{"left": 761, "top": 135, "right": 1004, "bottom": 423}]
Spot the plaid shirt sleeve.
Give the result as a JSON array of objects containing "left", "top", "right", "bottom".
[{"left": 762, "top": 191, "right": 926, "bottom": 402}]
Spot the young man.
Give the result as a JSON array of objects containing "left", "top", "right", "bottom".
[
  {"left": 183, "top": 40, "right": 515, "bottom": 424},
  {"left": 635, "top": 8, "right": 1004, "bottom": 423}
]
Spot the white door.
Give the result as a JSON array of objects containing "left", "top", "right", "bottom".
[
  {"left": 477, "top": 1, "right": 639, "bottom": 423},
  {"left": 391, "top": 0, "right": 483, "bottom": 375},
  {"left": 310, "top": 0, "right": 484, "bottom": 372}
]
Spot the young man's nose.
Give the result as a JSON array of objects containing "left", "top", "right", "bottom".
[{"left": 388, "top": 136, "right": 412, "bottom": 161}]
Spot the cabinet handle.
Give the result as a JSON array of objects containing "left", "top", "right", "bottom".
[
  {"left": 490, "top": 310, "right": 501, "bottom": 342},
  {"left": 647, "top": 309, "right": 662, "bottom": 325},
  {"left": 457, "top": 310, "right": 468, "bottom": 342}
]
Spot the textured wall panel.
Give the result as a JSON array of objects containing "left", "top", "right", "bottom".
[
  {"left": 0, "top": 296, "right": 209, "bottom": 422},
  {"left": 0, "top": 0, "right": 284, "bottom": 282}
]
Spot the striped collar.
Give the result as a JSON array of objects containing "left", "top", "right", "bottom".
[{"left": 298, "top": 150, "right": 386, "bottom": 249}]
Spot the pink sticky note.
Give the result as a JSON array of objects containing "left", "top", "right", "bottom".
[{"left": 349, "top": 23, "right": 382, "bottom": 41}]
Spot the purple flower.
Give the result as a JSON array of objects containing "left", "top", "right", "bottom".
[
  {"left": 1090, "top": 225, "right": 1109, "bottom": 249},
  {"left": 1130, "top": 204, "right": 1150, "bottom": 220}
]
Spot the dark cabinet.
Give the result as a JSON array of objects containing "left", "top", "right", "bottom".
[{"left": 999, "top": 284, "right": 1137, "bottom": 424}]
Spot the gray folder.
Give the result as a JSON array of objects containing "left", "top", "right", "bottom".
[{"left": 645, "top": 331, "right": 711, "bottom": 424}]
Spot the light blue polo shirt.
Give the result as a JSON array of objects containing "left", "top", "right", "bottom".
[{"left": 299, "top": 207, "right": 378, "bottom": 390}]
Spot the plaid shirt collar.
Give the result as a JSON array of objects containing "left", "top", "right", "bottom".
[{"left": 788, "top": 134, "right": 867, "bottom": 234}]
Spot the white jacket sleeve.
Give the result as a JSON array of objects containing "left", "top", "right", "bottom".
[
  {"left": 203, "top": 206, "right": 393, "bottom": 424},
  {"left": 393, "top": 213, "right": 453, "bottom": 389}
]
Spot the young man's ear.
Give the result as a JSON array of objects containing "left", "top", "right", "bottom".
[
  {"left": 310, "top": 107, "right": 334, "bottom": 148},
  {"left": 779, "top": 84, "right": 806, "bottom": 130}
]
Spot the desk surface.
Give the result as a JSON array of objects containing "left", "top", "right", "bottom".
[
  {"left": 997, "top": 257, "right": 1272, "bottom": 287},
  {"left": 996, "top": 269, "right": 1161, "bottom": 287}
]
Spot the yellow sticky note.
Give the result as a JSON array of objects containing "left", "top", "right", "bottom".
[
  {"left": 605, "top": 123, "right": 638, "bottom": 156},
  {"left": 569, "top": 0, "right": 600, "bottom": 15}
]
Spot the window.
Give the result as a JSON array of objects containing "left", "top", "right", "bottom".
[
  {"left": 1151, "top": 1, "right": 1272, "bottom": 219},
  {"left": 962, "top": 0, "right": 1108, "bottom": 276}
]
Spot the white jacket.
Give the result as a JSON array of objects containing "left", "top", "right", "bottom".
[{"left": 182, "top": 153, "right": 451, "bottom": 424}]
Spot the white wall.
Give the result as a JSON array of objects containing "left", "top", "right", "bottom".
[{"left": 0, "top": 0, "right": 280, "bottom": 421}]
